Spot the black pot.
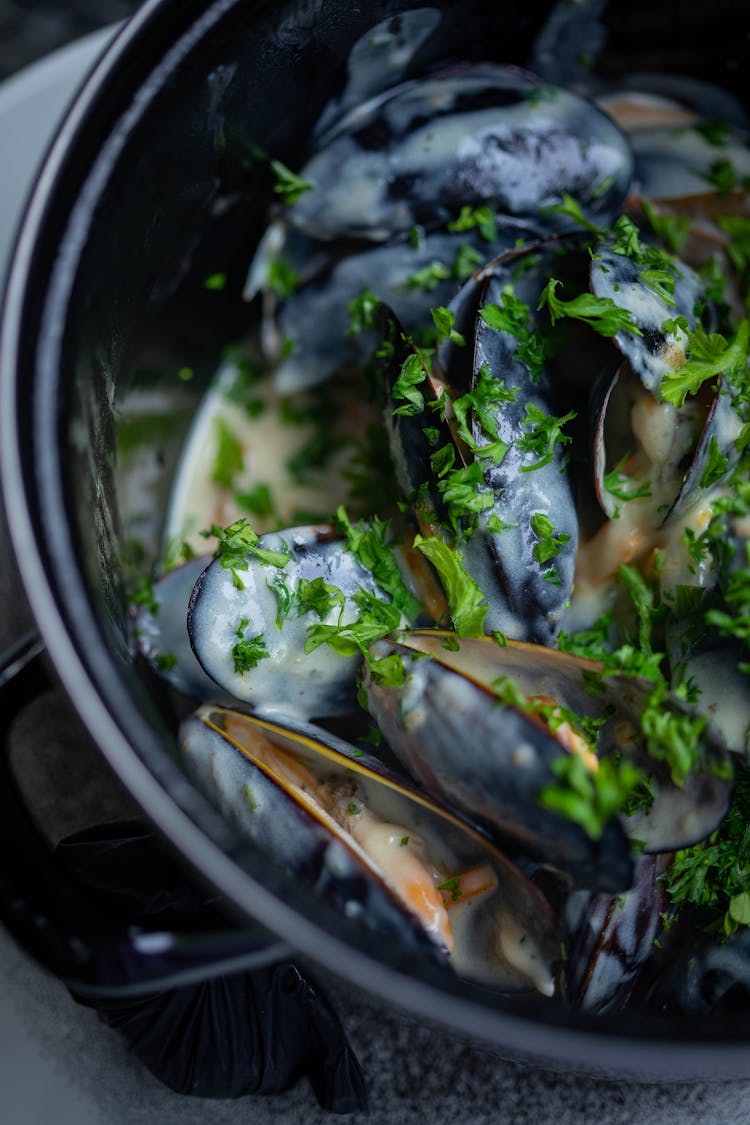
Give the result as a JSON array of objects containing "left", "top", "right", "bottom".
[{"left": 2, "top": 0, "right": 750, "bottom": 1082}]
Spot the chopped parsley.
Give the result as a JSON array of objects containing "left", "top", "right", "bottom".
[
  {"left": 202, "top": 518, "right": 291, "bottom": 589},
  {"left": 538, "top": 277, "right": 642, "bottom": 338},
  {"left": 267, "top": 259, "right": 300, "bottom": 298},
  {"left": 392, "top": 351, "right": 428, "bottom": 416},
  {"left": 130, "top": 577, "right": 158, "bottom": 617},
  {"left": 204, "top": 272, "right": 227, "bottom": 291},
  {"left": 492, "top": 674, "right": 646, "bottom": 840},
  {"left": 479, "top": 289, "right": 546, "bottom": 381},
  {"left": 212, "top": 417, "right": 244, "bottom": 488},
  {"left": 641, "top": 199, "right": 691, "bottom": 255},
  {"left": 451, "top": 362, "right": 517, "bottom": 464},
  {"left": 406, "top": 260, "right": 451, "bottom": 291},
  {"left": 538, "top": 752, "right": 647, "bottom": 841},
  {"left": 295, "top": 576, "right": 345, "bottom": 620},
  {"left": 698, "top": 435, "right": 730, "bottom": 490},
  {"left": 367, "top": 652, "right": 408, "bottom": 688},
  {"left": 336, "top": 506, "right": 422, "bottom": 623},
  {"left": 603, "top": 457, "right": 652, "bottom": 506},
  {"left": 437, "top": 875, "right": 463, "bottom": 902},
  {"left": 232, "top": 619, "right": 270, "bottom": 674},
  {"left": 546, "top": 192, "right": 603, "bottom": 235},
  {"left": 305, "top": 589, "right": 402, "bottom": 658},
  {"left": 698, "top": 157, "right": 750, "bottom": 195},
  {"left": 412, "top": 534, "right": 487, "bottom": 637},
  {"left": 347, "top": 288, "right": 381, "bottom": 335},
  {"left": 267, "top": 570, "right": 294, "bottom": 628},
  {"left": 530, "top": 512, "right": 570, "bottom": 574},
  {"left": 447, "top": 203, "right": 497, "bottom": 242},
  {"left": 664, "top": 765, "right": 750, "bottom": 934},
  {"left": 433, "top": 458, "right": 495, "bottom": 537},
  {"left": 660, "top": 320, "right": 750, "bottom": 407},
  {"left": 235, "top": 482, "right": 275, "bottom": 518},
  {"left": 431, "top": 306, "right": 466, "bottom": 347},
  {"left": 517, "top": 402, "right": 577, "bottom": 471},
  {"left": 270, "top": 159, "right": 313, "bottom": 203}
]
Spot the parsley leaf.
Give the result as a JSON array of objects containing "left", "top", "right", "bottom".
[
  {"left": 447, "top": 203, "right": 497, "bottom": 242},
  {"left": 546, "top": 192, "right": 604, "bottom": 235},
  {"left": 392, "top": 351, "right": 428, "bottom": 416},
  {"left": 538, "top": 277, "right": 643, "bottom": 337},
  {"left": 698, "top": 435, "right": 730, "bottom": 489},
  {"left": 267, "top": 259, "right": 300, "bottom": 298},
  {"left": 451, "top": 362, "right": 516, "bottom": 464},
  {"left": 664, "top": 763, "right": 750, "bottom": 935},
  {"left": 660, "top": 320, "right": 750, "bottom": 407},
  {"left": 538, "top": 752, "right": 647, "bottom": 841},
  {"left": 479, "top": 290, "right": 546, "bottom": 381},
  {"left": 212, "top": 417, "right": 244, "bottom": 488},
  {"left": 431, "top": 306, "right": 466, "bottom": 347},
  {"left": 203, "top": 518, "right": 290, "bottom": 589},
  {"left": 530, "top": 512, "right": 571, "bottom": 566},
  {"left": 641, "top": 199, "right": 691, "bottom": 254},
  {"left": 517, "top": 402, "right": 577, "bottom": 471},
  {"left": 604, "top": 457, "right": 652, "bottom": 503},
  {"left": 232, "top": 619, "right": 270, "bottom": 674},
  {"left": 270, "top": 159, "right": 314, "bottom": 203},
  {"left": 295, "top": 576, "right": 345, "bottom": 620},
  {"left": 347, "top": 288, "right": 381, "bottom": 335},
  {"left": 413, "top": 534, "right": 488, "bottom": 637},
  {"left": 336, "top": 507, "right": 422, "bottom": 623}
]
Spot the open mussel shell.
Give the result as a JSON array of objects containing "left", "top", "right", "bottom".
[
  {"left": 131, "top": 558, "right": 232, "bottom": 702},
  {"left": 364, "top": 631, "right": 633, "bottom": 892},
  {"left": 364, "top": 631, "right": 731, "bottom": 876},
  {"left": 589, "top": 239, "right": 704, "bottom": 400},
  {"left": 562, "top": 853, "right": 667, "bottom": 1015},
  {"left": 288, "top": 64, "right": 632, "bottom": 242},
  {"left": 188, "top": 525, "right": 384, "bottom": 720},
  {"left": 665, "top": 382, "right": 745, "bottom": 522},
  {"left": 179, "top": 704, "right": 560, "bottom": 996},
  {"left": 591, "top": 361, "right": 741, "bottom": 527}
]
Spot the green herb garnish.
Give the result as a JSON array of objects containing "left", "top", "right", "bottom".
[
  {"left": 413, "top": 534, "right": 487, "bottom": 637},
  {"left": 270, "top": 159, "right": 313, "bottom": 203},
  {"left": 232, "top": 619, "right": 270, "bottom": 674},
  {"left": 538, "top": 277, "right": 643, "bottom": 337}
]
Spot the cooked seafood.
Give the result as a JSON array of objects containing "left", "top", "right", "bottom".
[
  {"left": 180, "top": 704, "right": 559, "bottom": 994},
  {"left": 127, "top": 9, "right": 750, "bottom": 1016}
]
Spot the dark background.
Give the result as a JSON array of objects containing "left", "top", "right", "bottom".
[{"left": 0, "top": 0, "right": 143, "bottom": 79}]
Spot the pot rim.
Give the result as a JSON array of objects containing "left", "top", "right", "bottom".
[{"left": 3, "top": 0, "right": 750, "bottom": 1077}]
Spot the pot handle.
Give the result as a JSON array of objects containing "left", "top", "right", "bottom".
[{"left": 0, "top": 631, "right": 292, "bottom": 998}]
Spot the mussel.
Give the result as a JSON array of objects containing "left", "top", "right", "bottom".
[
  {"left": 130, "top": 557, "right": 227, "bottom": 701},
  {"left": 562, "top": 853, "right": 667, "bottom": 1014},
  {"left": 179, "top": 704, "right": 560, "bottom": 995},
  {"left": 363, "top": 631, "right": 731, "bottom": 887},
  {"left": 187, "top": 522, "right": 433, "bottom": 720},
  {"left": 288, "top": 64, "right": 632, "bottom": 242}
]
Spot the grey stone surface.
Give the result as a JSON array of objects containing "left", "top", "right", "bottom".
[{"left": 0, "top": 0, "right": 141, "bottom": 79}]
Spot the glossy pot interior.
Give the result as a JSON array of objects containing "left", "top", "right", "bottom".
[{"left": 3, "top": 0, "right": 750, "bottom": 1077}]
